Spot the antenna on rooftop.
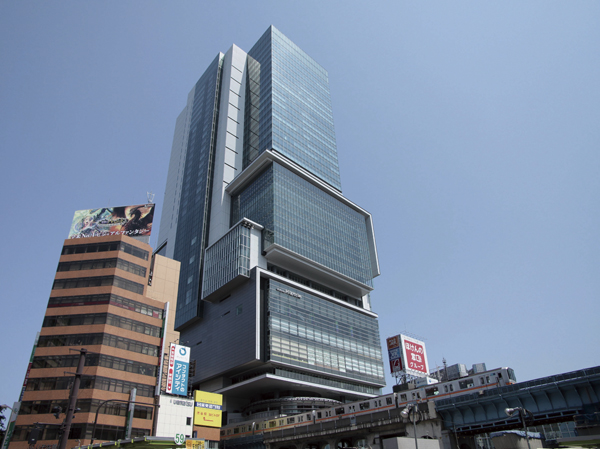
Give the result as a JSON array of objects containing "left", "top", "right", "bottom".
[
  {"left": 147, "top": 191, "right": 155, "bottom": 204},
  {"left": 443, "top": 357, "right": 449, "bottom": 382},
  {"left": 401, "top": 329, "right": 427, "bottom": 342}
]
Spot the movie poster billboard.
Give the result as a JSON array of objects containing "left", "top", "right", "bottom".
[
  {"left": 68, "top": 204, "right": 154, "bottom": 239},
  {"left": 194, "top": 391, "right": 223, "bottom": 428},
  {"left": 400, "top": 334, "right": 429, "bottom": 378},
  {"left": 166, "top": 343, "right": 190, "bottom": 397}
]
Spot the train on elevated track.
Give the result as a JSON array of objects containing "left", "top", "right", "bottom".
[{"left": 220, "top": 366, "right": 517, "bottom": 442}]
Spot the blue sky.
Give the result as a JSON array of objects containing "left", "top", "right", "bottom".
[{"left": 1, "top": 1, "right": 599, "bottom": 409}]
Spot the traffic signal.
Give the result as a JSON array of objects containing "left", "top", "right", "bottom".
[
  {"left": 52, "top": 406, "right": 62, "bottom": 419},
  {"left": 28, "top": 424, "right": 43, "bottom": 445}
]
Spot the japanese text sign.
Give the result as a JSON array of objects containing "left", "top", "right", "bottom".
[
  {"left": 400, "top": 335, "right": 429, "bottom": 377},
  {"left": 194, "top": 391, "right": 223, "bottom": 428},
  {"left": 166, "top": 343, "right": 190, "bottom": 396}
]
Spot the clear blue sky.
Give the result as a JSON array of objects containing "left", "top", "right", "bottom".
[{"left": 1, "top": 1, "right": 599, "bottom": 409}]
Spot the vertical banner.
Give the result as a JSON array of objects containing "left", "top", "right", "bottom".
[
  {"left": 20, "top": 333, "right": 39, "bottom": 400},
  {"left": 166, "top": 344, "right": 190, "bottom": 396},
  {"left": 156, "top": 303, "right": 170, "bottom": 396},
  {"left": 386, "top": 335, "right": 403, "bottom": 376}
]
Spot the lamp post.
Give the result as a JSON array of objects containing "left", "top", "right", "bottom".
[
  {"left": 505, "top": 407, "right": 533, "bottom": 449},
  {"left": 401, "top": 403, "right": 419, "bottom": 449}
]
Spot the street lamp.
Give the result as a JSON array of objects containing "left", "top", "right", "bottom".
[
  {"left": 505, "top": 407, "right": 533, "bottom": 449},
  {"left": 401, "top": 403, "right": 420, "bottom": 449}
]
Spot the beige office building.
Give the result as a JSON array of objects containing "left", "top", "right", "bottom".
[{"left": 7, "top": 234, "right": 180, "bottom": 449}]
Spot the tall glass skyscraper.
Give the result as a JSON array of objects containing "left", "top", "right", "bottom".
[{"left": 157, "top": 26, "right": 385, "bottom": 422}]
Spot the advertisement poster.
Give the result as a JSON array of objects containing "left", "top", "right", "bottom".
[
  {"left": 166, "top": 343, "right": 190, "bottom": 397},
  {"left": 194, "top": 391, "right": 223, "bottom": 428},
  {"left": 386, "top": 335, "right": 403, "bottom": 375},
  {"left": 400, "top": 334, "right": 429, "bottom": 378},
  {"left": 68, "top": 204, "right": 154, "bottom": 239}
]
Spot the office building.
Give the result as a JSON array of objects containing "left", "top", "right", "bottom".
[
  {"left": 156, "top": 26, "right": 385, "bottom": 421},
  {"left": 7, "top": 205, "right": 181, "bottom": 449}
]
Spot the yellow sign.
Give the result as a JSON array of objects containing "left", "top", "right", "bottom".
[
  {"left": 193, "top": 391, "right": 223, "bottom": 428},
  {"left": 186, "top": 440, "right": 205, "bottom": 449}
]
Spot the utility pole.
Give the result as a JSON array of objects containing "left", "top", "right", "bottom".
[
  {"left": 125, "top": 389, "right": 137, "bottom": 439},
  {"left": 58, "top": 349, "right": 86, "bottom": 449}
]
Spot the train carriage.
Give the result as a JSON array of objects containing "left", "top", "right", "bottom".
[{"left": 221, "top": 367, "right": 516, "bottom": 442}]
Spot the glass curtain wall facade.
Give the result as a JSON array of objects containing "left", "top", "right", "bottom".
[
  {"left": 172, "top": 55, "right": 223, "bottom": 329},
  {"left": 247, "top": 27, "right": 342, "bottom": 190},
  {"left": 202, "top": 221, "right": 252, "bottom": 299},
  {"left": 231, "top": 163, "right": 374, "bottom": 286},
  {"left": 158, "top": 25, "right": 385, "bottom": 423},
  {"left": 266, "top": 280, "right": 384, "bottom": 384}
]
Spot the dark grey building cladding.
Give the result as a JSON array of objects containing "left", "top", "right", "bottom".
[{"left": 186, "top": 277, "right": 259, "bottom": 385}]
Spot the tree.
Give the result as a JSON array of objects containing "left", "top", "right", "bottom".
[{"left": 0, "top": 405, "right": 7, "bottom": 442}]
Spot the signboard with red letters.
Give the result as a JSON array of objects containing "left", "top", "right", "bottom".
[
  {"left": 400, "top": 334, "right": 429, "bottom": 378},
  {"left": 386, "top": 335, "right": 403, "bottom": 375},
  {"left": 387, "top": 334, "right": 429, "bottom": 378}
]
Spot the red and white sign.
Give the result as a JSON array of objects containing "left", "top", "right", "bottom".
[
  {"left": 400, "top": 335, "right": 429, "bottom": 378},
  {"left": 166, "top": 343, "right": 176, "bottom": 393},
  {"left": 390, "top": 358, "right": 403, "bottom": 373},
  {"left": 387, "top": 335, "right": 403, "bottom": 375}
]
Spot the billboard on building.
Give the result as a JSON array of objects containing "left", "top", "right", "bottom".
[
  {"left": 68, "top": 204, "right": 154, "bottom": 239},
  {"left": 387, "top": 334, "right": 429, "bottom": 378},
  {"left": 155, "top": 394, "right": 195, "bottom": 437},
  {"left": 166, "top": 343, "right": 190, "bottom": 396},
  {"left": 386, "top": 335, "right": 403, "bottom": 375},
  {"left": 194, "top": 391, "right": 222, "bottom": 428},
  {"left": 400, "top": 335, "right": 429, "bottom": 378}
]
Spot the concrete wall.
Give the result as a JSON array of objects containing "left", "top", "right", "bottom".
[{"left": 383, "top": 437, "right": 442, "bottom": 449}]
